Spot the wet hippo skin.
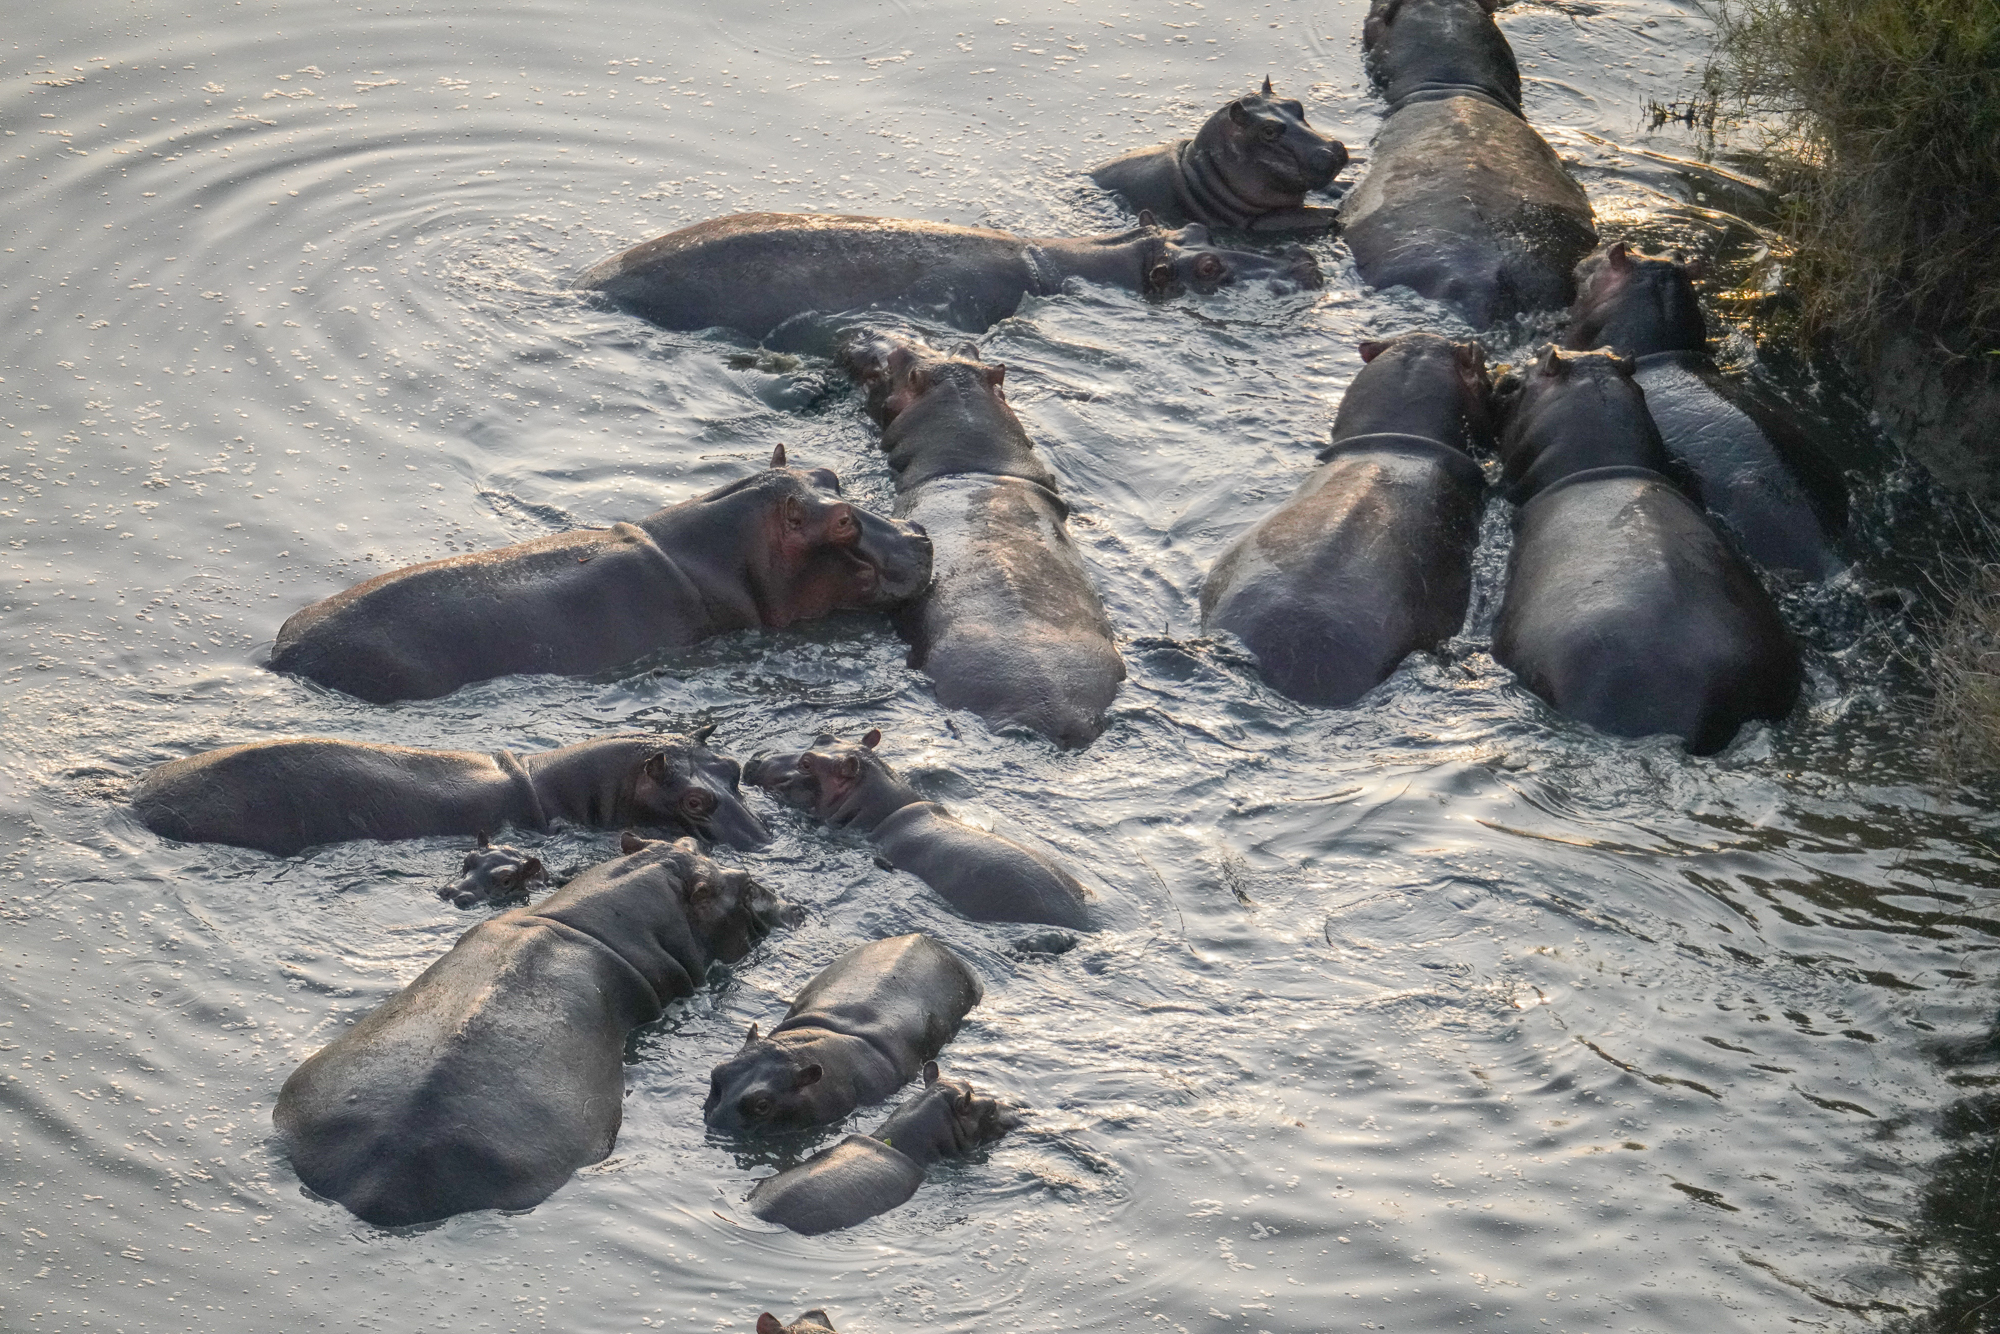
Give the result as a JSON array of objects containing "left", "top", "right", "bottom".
[
  {"left": 131, "top": 727, "right": 768, "bottom": 858},
  {"left": 1338, "top": 0, "right": 1596, "bottom": 326},
  {"left": 1493, "top": 348, "right": 1801, "bottom": 754},
  {"left": 704, "top": 934, "right": 983, "bottom": 1136},
  {"left": 273, "top": 834, "right": 791, "bottom": 1227},
  {"left": 269, "top": 447, "right": 932, "bottom": 704},
  {"left": 843, "top": 334, "right": 1125, "bottom": 748},
  {"left": 1201, "top": 332, "right": 1492, "bottom": 707},
  {"left": 575, "top": 212, "right": 1320, "bottom": 341},
  {"left": 755, "top": 1312, "right": 837, "bottom": 1334},
  {"left": 1090, "top": 77, "right": 1349, "bottom": 232},
  {"left": 1565, "top": 242, "right": 1847, "bottom": 579},
  {"left": 746, "top": 1061, "right": 1017, "bottom": 1235},
  {"left": 745, "top": 727, "right": 1091, "bottom": 929}
]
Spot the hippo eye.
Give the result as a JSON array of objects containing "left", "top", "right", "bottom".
[
  {"left": 1196, "top": 254, "right": 1226, "bottom": 281},
  {"left": 680, "top": 788, "right": 717, "bottom": 818},
  {"left": 743, "top": 1095, "right": 773, "bottom": 1119},
  {"left": 1258, "top": 121, "right": 1283, "bottom": 143}
]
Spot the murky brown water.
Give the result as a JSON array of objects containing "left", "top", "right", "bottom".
[{"left": 3, "top": 1, "right": 1997, "bottom": 1331}]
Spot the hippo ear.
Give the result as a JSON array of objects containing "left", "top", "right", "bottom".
[
  {"left": 673, "top": 836, "right": 700, "bottom": 855},
  {"left": 1357, "top": 339, "right": 1391, "bottom": 363},
  {"left": 476, "top": 829, "right": 490, "bottom": 850},
  {"left": 954, "top": 340, "right": 980, "bottom": 360},
  {"left": 1538, "top": 345, "right": 1566, "bottom": 378},
  {"left": 886, "top": 345, "right": 918, "bottom": 375},
  {"left": 1262, "top": 74, "right": 1273, "bottom": 96},
  {"left": 794, "top": 1062, "right": 824, "bottom": 1089},
  {"left": 984, "top": 364, "right": 1006, "bottom": 388},
  {"left": 757, "top": 1317, "right": 784, "bottom": 1334},
  {"left": 686, "top": 878, "right": 713, "bottom": 907},
  {"left": 1147, "top": 261, "right": 1176, "bottom": 292},
  {"left": 620, "top": 830, "right": 647, "bottom": 855},
  {"left": 861, "top": 728, "right": 881, "bottom": 749},
  {"left": 923, "top": 1059, "right": 940, "bottom": 1086},
  {"left": 644, "top": 751, "right": 671, "bottom": 782},
  {"left": 1611, "top": 353, "right": 1638, "bottom": 376},
  {"left": 743, "top": 1022, "right": 761, "bottom": 1047},
  {"left": 1606, "top": 240, "right": 1632, "bottom": 269},
  {"left": 1227, "top": 99, "right": 1251, "bottom": 128},
  {"left": 1137, "top": 208, "right": 1158, "bottom": 232},
  {"left": 692, "top": 723, "right": 716, "bottom": 746},
  {"left": 518, "top": 856, "right": 545, "bottom": 884},
  {"left": 770, "top": 442, "right": 787, "bottom": 469},
  {"left": 1454, "top": 341, "right": 1488, "bottom": 375}
]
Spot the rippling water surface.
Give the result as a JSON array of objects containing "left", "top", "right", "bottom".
[{"left": 4, "top": 1, "right": 1998, "bottom": 1331}]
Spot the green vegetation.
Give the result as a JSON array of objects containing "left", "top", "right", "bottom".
[{"left": 1701, "top": 0, "right": 2000, "bottom": 357}]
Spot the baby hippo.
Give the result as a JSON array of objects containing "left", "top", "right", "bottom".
[
  {"left": 443, "top": 834, "right": 548, "bottom": 909},
  {"left": 1090, "top": 76, "right": 1350, "bottom": 232},
  {"left": 747, "top": 1061, "right": 1018, "bottom": 1235},
  {"left": 746, "top": 729, "right": 1091, "bottom": 930},
  {"left": 756, "top": 1313, "right": 837, "bottom": 1334},
  {"left": 705, "top": 934, "right": 983, "bottom": 1136}
]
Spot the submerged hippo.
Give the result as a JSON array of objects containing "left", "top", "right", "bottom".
[
  {"left": 443, "top": 834, "right": 547, "bottom": 909},
  {"left": 274, "top": 834, "right": 790, "bottom": 1227},
  {"left": 746, "top": 727, "right": 1091, "bottom": 929},
  {"left": 843, "top": 334, "right": 1125, "bottom": 748},
  {"left": 747, "top": 1061, "right": 1018, "bottom": 1235},
  {"left": 1201, "top": 332, "right": 1492, "bottom": 706},
  {"left": 1493, "top": 348, "right": 1801, "bottom": 754},
  {"left": 575, "top": 212, "right": 1320, "bottom": 342},
  {"left": 704, "top": 934, "right": 982, "bottom": 1136},
  {"left": 756, "top": 1313, "right": 837, "bottom": 1334},
  {"left": 1338, "top": 0, "right": 1596, "bottom": 326},
  {"left": 1089, "top": 77, "right": 1350, "bottom": 232},
  {"left": 1564, "top": 242, "right": 1847, "bottom": 578},
  {"left": 270, "top": 447, "right": 932, "bottom": 704},
  {"left": 130, "top": 727, "right": 768, "bottom": 858}
]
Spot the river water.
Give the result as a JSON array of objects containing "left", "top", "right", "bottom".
[{"left": 4, "top": 0, "right": 1997, "bottom": 1331}]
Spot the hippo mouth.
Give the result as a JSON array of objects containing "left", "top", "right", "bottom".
[
  {"left": 690, "top": 781, "right": 772, "bottom": 849},
  {"left": 848, "top": 521, "right": 933, "bottom": 606}
]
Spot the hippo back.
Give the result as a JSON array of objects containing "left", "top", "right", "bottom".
[{"left": 778, "top": 933, "right": 983, "bottom": 1047}]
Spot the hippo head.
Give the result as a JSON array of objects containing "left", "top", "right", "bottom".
[
  {"left": 1565, "top": 241, "right": 1708, "bottom": 360},
  {"left": 1336, "top": 331, "right": 1496, "bottom": 454},
  {"left": 742, "top": 727, "right": 908, "bottom": 830},
  {"left": 697, "top": 445, "right": 932, "bottom": 622},
  {"left": 441, "top": 832, "right": 547, "bottom": 910},
  {"left": 1192, "top": 77, "right": 1349, "bottom": 203},
  {"left": 1498, "top": 345, "right": 1667, "bottom": 499},
  {"left": 756, "top": 1313, "right": 836, "bottom": 1334},
  {"left": 619, "top": 830, "right": 796, "bottom": 959},
  {"left": 1142, "top": 216, "right": 1323, "bottom": 295},
  {"left": 704, "top": 1023, "right": 832, "bottom": 1135},
  {"left": 1362, "top": 0, "right": 1521, "bottom": 113},
  {"left": 627, "top": 726, "right": 772, "bottom": 849},
  {"left": 874, "top": 1062, "right": 1021, "bottom": 1165},
  {"left": 839, "top": 334, "right": 1003, "bottom": 427}
]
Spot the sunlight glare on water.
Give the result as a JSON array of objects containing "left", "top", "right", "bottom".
[{"left": 1, "top": 1, "right": 1997, "bottom": 1331}]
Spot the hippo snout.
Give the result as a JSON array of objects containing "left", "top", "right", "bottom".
[
  {"left": 1312, "top": 141, "right": 1350, "bottom": 181},
  {"left": 1286, "top": 247, "right": 1325, "bottom": 290}
]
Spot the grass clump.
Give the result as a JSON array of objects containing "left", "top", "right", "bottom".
[
  {"left": 1702, "top": 0, "right": 2000, "bottom": 358},
  {"left": 1931, "top": 562, "right": 2000, "bottom": 781}
]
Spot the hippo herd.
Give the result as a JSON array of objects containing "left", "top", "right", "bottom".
[{"left": 117, "top": 0, "right": 1853, "bottom": 1325}]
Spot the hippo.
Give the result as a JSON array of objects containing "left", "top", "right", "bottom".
[
  {"left": 274, "top": 833, "right": 790, "bottom": 1226},
  {"left": 269, "top": 447, "right": 932, "bottom": 704},
  {"left": 1089, "top": 77, "right": 1350, "bottom": 232},
  {"left": 444, "top": 834, "right": 547, "bottom": 909},
  {"left": 574, "top": 212, "right": 1321, "bottom": 343},
  {"left": 746, "top": 1061, "right": 1018, "bottom": 1235},
  {"left": 745, "top": 728, "right": 1091, "bottom": 929},
  {"left": 842, "top": 334, "right": 1125, "bottom": 748},
  {"left": 1564, "top": 242, "right": 1847, "bottom": 578},
  {"left": 1493, "top": 348, "right": 1801, "bottom": 754},
  {"left": 704, "top": 934, "right": 982, "bottom": 1136},
  {"left": 756, "top": 1313, "right": 836, "bottom": 1334},
  {"left": 1200, "top": 332, "right": 1493, "bottom": 706},
  {"left": 1338, "top": 0, "right": 1597, "bottom": 326},
  {"left": 130, "top": 727, "right": 769, "bottom": 858}
]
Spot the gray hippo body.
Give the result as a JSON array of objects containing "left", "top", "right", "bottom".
[
  {"left": 1565, "top": 243, "right": 1847, "bottom": 579},
  {"left": 1089, "top": 78, "right": 1350, "bottom": 232},
  {"left": 273, "top": 834, "right": 790, "bottom": 1227},
  {"left": 269, "top": 449, "right": 931, "bottom": 704},
  {"left": 576, "top": 212, "right": 1320, "bottom": 342},
  {"left": 746, "top": 728, "right": 1091, "bottom": 929},
  {"left": 1494, "top": 348, "right": 1801, "bottom": 754},
  {"left": 844, "top": 335, "right": 1125, "bottom": 748},
  {"left": 1200, "top": 333, "right": 1492, "bottom": 706},
  {"left": 131, "top": 728, "right": 768, "bottom": 858},
  {"left": 1338, "top": 0, "right": 1596, "bottom": 326},
  {"left": 746, "top": 1061, "right": 1017, "bottom": 1235},
  {"left": 756, "top": 1312, "right": 837, "bottom": 1334},
  {"left": 704, "top": 934, "right": 983, "bottom": 1136}
]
